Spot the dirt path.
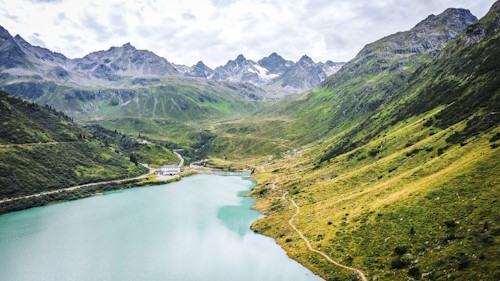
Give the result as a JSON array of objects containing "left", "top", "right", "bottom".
[
  {"left": 0, "top": 168, "right": 156, "bottom": 204},
  {"left": 285, "top": 193, "right": 368, "bottom": 281}
]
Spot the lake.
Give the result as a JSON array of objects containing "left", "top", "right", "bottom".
[{"left": 0, "top": 174, "right": 322, "bottom": 281}]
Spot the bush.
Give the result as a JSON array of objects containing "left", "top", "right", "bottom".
[
  {"left": 444, "top": 220, "right": 456, "bottom": 228},
  {"left": 490, "top": 132, "right": 500, "bottom": 142},
  {"left": 391, "top": 257, "right": 410, "bottom": 269},
  {"left": 368, "top": 148, "right": 380, "bottom": 158},
  {"left": 408, "top": 267, "right": 421, "bottom": 279},
  {"left": 394, "top": 246, "right": 408, "bottom": 256}
]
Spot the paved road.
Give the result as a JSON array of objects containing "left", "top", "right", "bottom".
[
  {"left": 0, "top": 168, "right": 156, "bottom": 204},
  {"left": 0, "top": 141, "right": 76, "bottom": 148},
  {"left": 173, "top": 151, "right": 184, "bottom": 167}
]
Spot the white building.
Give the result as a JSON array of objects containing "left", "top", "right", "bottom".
[{"left": 159, "top": 165, "right": 180, "bottom": 176}]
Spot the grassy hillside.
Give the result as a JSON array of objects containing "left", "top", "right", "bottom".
[
  {"left": 0, "top": 75, "right": 270, "bottom": 161},
  {"left": 1, "top": 77, "right": 264, "bottom": 122},
  {"left": 0, "top": 91, "right": 147, "bottom": 199},
  {"left": 206, "top": 9, "right": 479, "bottom": 161},
  {"left": 248, "top": 4, "right": 500, "bottom": 281},
  {"left": 85, "top": 117, "right": 213, "bottom": 164},
  {"left": 84, "top": 124, "right": 180, "bottom": 167}
]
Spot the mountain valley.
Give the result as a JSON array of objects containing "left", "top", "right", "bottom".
[{"left": 0, "top": 1, "right": 499, "bottom": 280}]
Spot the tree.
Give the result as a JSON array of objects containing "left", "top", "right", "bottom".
[{"left": 129, "top": 154, "right": 138, "bottom": 165}]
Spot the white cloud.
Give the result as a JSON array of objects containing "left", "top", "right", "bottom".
[{"left": 0, "top": 0, "right": 496, "bottom": 68}]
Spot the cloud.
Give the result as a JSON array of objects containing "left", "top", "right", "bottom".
[
  {"left": 81, "top": 13, "right": 111, "bottom": 42},
  {"left": 210, "top": 0, "right": 236, "bottom": 8},
  {"left": 2, "top": 12, "right": 18, "bottom": 21},
  {"left": 182, "top": 12, "right": 196, "bottom": 21},
  {"left": 0, "top": 0, "right": 496, "bottom": 66},
  {"left": 108, "top": 11, "right": 129, "bottom": 37},
  {"left": 27, "top": 0, "right": 63, "bottom": 3},
  {"left": 28, "top": 34, "right": 46, "bottom": 47}
]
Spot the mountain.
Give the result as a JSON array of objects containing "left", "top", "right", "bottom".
[
  {"left": 1, "top": 2, "right": 499, "bottom": 279},
  {"left": 257, "top": 52, "right": 294, "bottom": 75},
  {"left": 210, "top": 53, "right": 344, "bottom": 97},
  {"left": 1, "top": 30, "right": 180, "bottom": 86},
  {"left": 0, "top": 28, "right": 267, "bottom": 128},
  {"left": 207, "top": 5, "right": 499, "bottom": 281},
  {"left": 319, "top": 60, "right": 344, "bottom": 76},
  {"left": 253, "top": 7, "right": 479, "bottom": 144},
  {"left": 0, "top": 27, "right": 268, "bottom": 157},
  {"left": 0, "top": 24, "right": 342, "bottom": 98},
  {"left": 271, "top": 55, "right": 327, "bottom": 90},
  {"left": 73, "top": 43, "right": 178, "bottom": 80},
  {"left": 323, "top": 8, "right": 478, "bottom": 90},
  {"left": 0, "top": 26, "right": 30, "bottom": 69},
  {"left": 211, "top": 54, "right": 273, "bottom": 84},
  {"left": 201, "top": 9, "right": 481, "bottom": 160},
  {"left": 13, "top": 35, "right": 68, "bottom": 67},
  {"left": 0, "top": 91, "right": 146, "bottom": 201},
  {"left": 183, "top": 61, "right": 214, "bottom": 78}
]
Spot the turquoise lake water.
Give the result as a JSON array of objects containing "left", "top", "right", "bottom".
[{"left": 0, "top": 174, "right": 322, "bottom": 281}]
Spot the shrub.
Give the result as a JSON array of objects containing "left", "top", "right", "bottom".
[
  {"left": 391, "top": 257, "right": 410, "bottom": 269},
  {"left": 408, "top": 267, "right": 421, "bottom": 279},
  {"left": 444, "top": 220, "right": 456, "bottom": 228},
  {"left": 394, "top": 246, "right": 408, "bottom": 256}
]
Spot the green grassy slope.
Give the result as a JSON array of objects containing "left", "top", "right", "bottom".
[
  {"left": 206, "top": 9, "right": 479, "bottom": 161},
  {"left": 2, "top": 77, "right": 264, "bottom": 122},
  {"left": 86, "top": 117, "right": 214, "bottom": 164},
  {"left": 0, "top": 76, "right": 268, "bottom": 160},
  {"left": 0, "top": 91, "right": 147, "bottom": 199},
  {"left": 249, "top": 3, "right": 500, "bottom": 280},
  {"left": 84, "top": 124, "right": 180, "bottom": 167}
]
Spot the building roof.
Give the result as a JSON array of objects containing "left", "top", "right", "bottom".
[{"left": 161, "top": 165, "right": 180, "bottom": 169}]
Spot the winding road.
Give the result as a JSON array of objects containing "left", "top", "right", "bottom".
[
  {"left": 283, "top": 191, "right": 368, "bottom": 281},
  {"left": 173, "top": 151, "right": 184, "bottom": 167}
]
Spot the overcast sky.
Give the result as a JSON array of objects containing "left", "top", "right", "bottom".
[{"left": 0, "top": 0, "right": 496, "bottom": 67}]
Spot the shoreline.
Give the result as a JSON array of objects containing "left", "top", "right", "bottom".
[
  {"left": 0, "top": 167, "right": 252, "bottom": 216},
  {"left": 0, "top": 172, "right": 181, "bottom": 216},
  {"left": 0, "top": 168, "right": 330, "bottom": 279},
  {"left": 247, "top": 174, "right": 358, "bottom": 281}
]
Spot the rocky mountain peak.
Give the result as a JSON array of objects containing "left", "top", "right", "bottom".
[
  {"left": 195, "top": 61, "right": 207, "bottom": 68},
  {"left": 184, "top": 60, "right": 213, "bottom": 78},
  {"left": 354, "top": 7, "right": 478, "bottom": 61},
  {"left": 261, "top": 52, "right": 284, "bottom": 61},
  {"left": 412, "top": 8, "right": 477, "bottom": 35},
  {"left": 0, "top": 25, "right": 12, "bottom": 40},
  {"left": 121, "top": 42, "right": 136, "bottom": 50},
  {"left": 298, "top": 55, "right": 314, "bottom": 65},
  {"left": 0, "top": 23, "right": 341, "bottom": 97},
  {"left": 235, "top": 54, "right": 246, "bottom": 64},
  {"left": 450, "top": 0, "right": 500, "bottom": 48},
  {"left": 74, "top": 42, "right": 178, "bottom": 80},
  {"left": 269, "top": 52, "right": 280, "bottom": 58},
  {"left": 257, "top": 52, "right": 292, "bottom": 75},
  {"left": 12, "top": 34, "right": 67, "bottom": 65},
  {"left": 0, "top": 27, "right": 32, "bottom": 69},
  {"left": 13, "top": 34, "right": 29, "bottom": 46}
]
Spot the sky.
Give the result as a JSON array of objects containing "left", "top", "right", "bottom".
[{"left": 0, "top": 0, "right": 496, "bottom": 68}]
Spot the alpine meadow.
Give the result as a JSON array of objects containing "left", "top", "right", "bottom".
[{"left": 0, "top": 1, "right": 498, "bottom": 280}]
